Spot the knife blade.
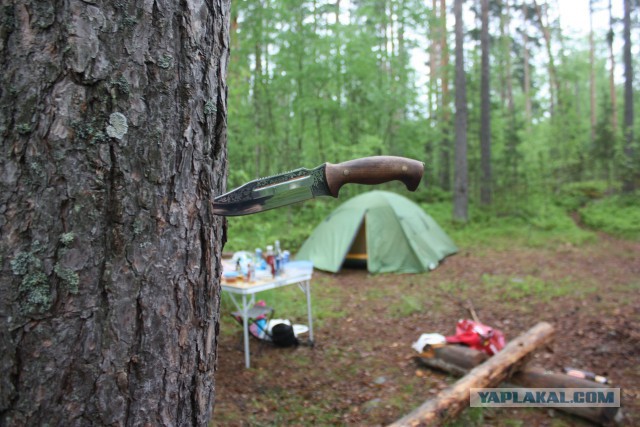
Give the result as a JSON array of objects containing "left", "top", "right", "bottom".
[{"left": 212, "top": 156, "right": 424, "bottom": 216}]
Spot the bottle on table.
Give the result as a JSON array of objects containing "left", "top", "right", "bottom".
[{"left": 265, "top": 245, "right": 276, "bottom": 277}]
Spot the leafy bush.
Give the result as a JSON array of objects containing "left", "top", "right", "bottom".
[
  {"left": 579, "top": 193, "right": 640, "bottom": 240},
  {"left": 553, "top": 180, "right": 615, "bottom": 211},
  {"left": 429, "top": 198, "right": 595, "bottom": 250}
]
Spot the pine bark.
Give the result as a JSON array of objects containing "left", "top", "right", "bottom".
[
  {"left": 0, "top": 1, "right": 230, "bottom": 425},
  {"left": 622, "top": 0, "right": 635, "bottom": 193},
  {"left": 533, "top": 0, "right": 558, "bottom": 116},
  {"left": 453, "top": 0, "right": 468, "bottom": 223},
  {"left": 439, "top": 0, "right": 451, "bottom": 191},
  {"left": 607, "top": 0, "right": 618, "bottom": 132},
  {"left": 522, "top": 4, "right": 532, "bottom": 125},
  {"left": 589, "top": 0, "right": 596, "bottom": 142},
  {"left": 479, "top": 0, "right": 492, "bottom": 206}
]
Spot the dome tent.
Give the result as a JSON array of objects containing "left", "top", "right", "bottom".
[{"left": 295, "top": 191, "right": 457, "bottom": 273}]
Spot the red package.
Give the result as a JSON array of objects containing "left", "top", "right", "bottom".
[{"left": 445, "top": 319, "right": 506, "bottom": 355}]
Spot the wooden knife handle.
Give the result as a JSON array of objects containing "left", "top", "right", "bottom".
[{"left": 324, "top": 156, "right": 424, "bottom": 197}]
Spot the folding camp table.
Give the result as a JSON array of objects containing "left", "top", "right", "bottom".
[{"left": 221, "top": 264, "right": 314, "bottom": 368}]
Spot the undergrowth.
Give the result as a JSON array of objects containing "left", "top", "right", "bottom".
[
  {"left": 222, "top": 188, "right": 638, "bottom": 257},
  {"left": 579, "top": 192, "right": 640, "bottom": 240}
]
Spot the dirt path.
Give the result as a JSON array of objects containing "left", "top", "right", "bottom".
[{"left": 212, "top": 236, "right": 640, "bottom": 426}]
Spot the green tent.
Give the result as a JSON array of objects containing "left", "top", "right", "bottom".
[{"left": 295, "top": 191, "right": 457, "bottom": 273}]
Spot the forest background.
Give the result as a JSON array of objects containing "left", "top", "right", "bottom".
[{"left": 223, "top": 0, "right": 640, "bottom": 252}]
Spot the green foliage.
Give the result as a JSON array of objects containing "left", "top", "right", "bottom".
[
  {"left": 421, "top": 199, "right": 595, "bottom": 250},
  {"left": 580, "top": 193, "right": 640, "bottom": 239},
  {"left": 553, "top": 180, "right": 614, "bottom": 211}
]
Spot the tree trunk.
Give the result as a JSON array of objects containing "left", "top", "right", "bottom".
[
  {"left": 622, "top": 0, "right": 635, "bottom": 193},
  {"left": 533, "top": 0, "right": 558, "bottom": 116},
  {"left": 453, "top": 0, "right": 468, "bottom": 223},
  {"left": 439, "top": 0, "right": 451, "bottom": 191},
  {"left": 0, "top": 1, "right": 230, "bottom": 426},
  {"left": 480, "top": 0, "right": 492, "bottom": 206},
  {"left": 522, "top": 4, "right": 532, "bottom": 125},
  {"left": 608, "top": 0, "right": 618, "bottom": 132},
  {"left": 589, "top": 0, "right": 596, "bottom": 143}
]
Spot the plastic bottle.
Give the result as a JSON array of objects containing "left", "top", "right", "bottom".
[
  {"left": 255, "top": 248, "right": 263, "bottom": 270},
  {"left": 266, "top": 245, "right": 275, "bottom": 277},
  {"left": 248, "top": 261, "right": 257, "bottom": 282}
]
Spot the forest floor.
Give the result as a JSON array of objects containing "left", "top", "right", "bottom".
[{"left": 211, "top": 233, "right": 639, "bottom": 427}]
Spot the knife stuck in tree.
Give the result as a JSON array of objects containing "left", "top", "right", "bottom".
[{"left": 212, "top": 156, "right": 424, "bottom": 216}]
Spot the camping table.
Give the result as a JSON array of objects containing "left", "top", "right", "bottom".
[{"left": 221, "top": 266, "right": 314, "bottom": 368}]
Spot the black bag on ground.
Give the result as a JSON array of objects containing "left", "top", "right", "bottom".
[{"left": 270, "top": 323, "right": 299, "bottom": 347}]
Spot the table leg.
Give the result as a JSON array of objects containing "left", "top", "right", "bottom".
[
  {"left": 242, "top": 294, "right": 250, "bottom": 368},
  {"left": 304, "top": 280, "right": 314, "bottom": 343}
]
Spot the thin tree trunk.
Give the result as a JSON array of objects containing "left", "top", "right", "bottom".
[
  {"left": 439, "top": 0, "right": 451, "bottom": 191},
  {"left": 499, "top": 2, "right": 507, "bottom": 108},
  {"left": 608, "top": 0, "right": 618, "bottom": 131},
  {"left": 505, "top": 0, "right": 514, "bottom": 116},
  {"left": 622, "top": 0, "right": 635, "bottom": 192},
  {"left": 425, "top": 0, "right": 440, "bottom": 185},
  {"left": 480, "top": 0, "right": 492, "bottom": 206},
  {"left": 254, "top": 38, "right": 263, "bottom": 178},
  {"left": 533, "top": 0, "right": 558, "bottom": 116},
  {"left": 453, "top": 0, "right": 468, "bottom": 223},
  {"left": 522, "top": 3, "right": 532, "bottom": 125},
  {"left": 0, "top": 2, "right": 229, "bottom": 425},
  {"left": 589, "top": 0, "right": 597, "bottom": 142}
]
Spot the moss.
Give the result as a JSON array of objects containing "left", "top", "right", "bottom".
[
  {"left": 60, "top": 232, "right": 75, "bottom": 245},
  {"left": 157, "top": 54, "right": 173, "bottom": 70},
  {"left": 204, "top": 100, "right": 217, "bottom": 115},
  {"left": 11, "top": 243, "right": 53, "bottom": 313},
  {"left": 132, "top": 219, "right": 144, "bottom": 236},
  {"left": 71, "top": 118, "right": 109, "bottom": 145},
  {"left": 29, "top": 161, "right": 45, "bottom": 179},
  {"left": 16, "top": 123, "right": 32, "bottom": 135},
  {"left": 10, "top": 252, "right": 34, "bottom": 276},
  {"left": 54, "top": 263, "right": 79, "bottom": 294},
  {"left": 122, "top": 16, "right": 137, "bottom": 28},
  {"left": 110, "top": 75, "right": 130, "bottom": 97},
  {"left": 20, "top": 272, "right": 51, "bottom": 312}
]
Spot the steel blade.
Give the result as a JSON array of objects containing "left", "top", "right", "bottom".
[{"left": 212, "top": 165, "right": 331, "bottom": 216}]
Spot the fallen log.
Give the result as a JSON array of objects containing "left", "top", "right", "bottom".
[
  {"left": 414, "top": 344, "right": 622, "bottom": 425},
  {"left": 389, "top": 322, "right": 554, "bottom": 427}
]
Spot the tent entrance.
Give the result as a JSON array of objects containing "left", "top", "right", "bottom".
[{"left": 343, "top": 219, "right": 368, "bottom": 269}]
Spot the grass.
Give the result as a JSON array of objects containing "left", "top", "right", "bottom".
[
  {"left": 480, "top": 274, "right": 595, "bottom": 302},
  {"left": 579, "top": 192, "right": 640, "bottom": 239},
  {"left": 425, "top": 199, "right": 597, "bottom": 251}
]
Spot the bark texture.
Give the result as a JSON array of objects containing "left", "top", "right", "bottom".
[
  {"left": 622, "top": 0, "right": 635, "bottom": 193},
  {"left": 0, "top": 1, "right": 230, "bottom": 425},
  {"left": 453, "top": 0, "right": 468, "bottom": 223},
  {"left": 479, "top": 0, "right": 491, "bottom": 206}
]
